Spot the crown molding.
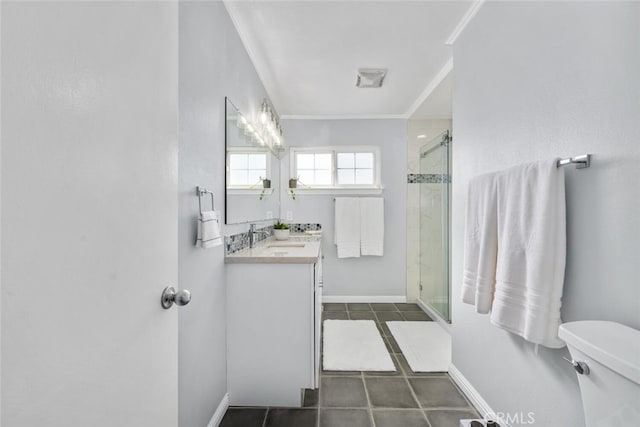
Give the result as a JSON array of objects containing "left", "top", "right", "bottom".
[
  {"left": 404, "top": 57, "right": 453, "bottom": 119},
  {"left": 445, "top": 0, "right": 486, "bottom": 46}
]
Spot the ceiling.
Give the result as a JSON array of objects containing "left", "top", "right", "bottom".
[{"left": 224, "top": 1, "right": 473, "bottom": 118}]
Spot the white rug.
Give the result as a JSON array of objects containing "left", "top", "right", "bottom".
[
  {"left": 323, "top": 320, "right": 396, "bottom": 371},
  {"left": 387, "top": 321, "right": 451, "bottom": 372}
]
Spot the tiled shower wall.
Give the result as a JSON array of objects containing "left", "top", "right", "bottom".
[{"left": 406, "top": 119, "right": 451, "bottom": 303}]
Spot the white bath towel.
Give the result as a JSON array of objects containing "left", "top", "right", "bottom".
[
  {"left": 360, "top": 198, "right": 384, "bottom": 256},
  {"left": 196, "top": 211, "right": 222, "bottom": 249},
  {"left": 334, "top": 198, "right": 361, "bottom": 258},
  {"left": 461, "top": 172, "right": 498, "bottom": 313},
  {"left": 490, "top": 160, "right": 566, "bottom": 348}
]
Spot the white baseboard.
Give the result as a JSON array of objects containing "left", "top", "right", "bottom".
[
  {"left": 416, "top": 299, "right": 450, "bottom": 332},
  {"left": 322, "top": 295, "right": 407, "bottom": 303},
  {"left": 449, "top": 364, "right": 501, "bottom": 424},
  {"left": 206, "top": 393, "right": 229, "bottom": 427}
]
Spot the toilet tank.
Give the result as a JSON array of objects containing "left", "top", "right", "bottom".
[{"left": 559, "top": 321, "right": 640, "bottom": 427}]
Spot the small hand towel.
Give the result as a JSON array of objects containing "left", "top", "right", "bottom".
[
  {"left": 334, "top": 198, "right": 361, "bottom": 258},
  {"left": 461, "top": 172, "right": 498, "bottom": 314},
  {"left": 360, "top": 198, "right": 384, "bottom": 256},
  {"left": 490, "top": 160, "right": 566, "bottom": 348},
  {"left": 196, "top": 211, "right": 222, "bottom": 249}
]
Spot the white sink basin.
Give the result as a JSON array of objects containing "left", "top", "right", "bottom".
[
  {"left": 258, "top": 247, "right": 290, "bottom": 256},
  {"left": 267, "top": 242, "right": 305, "bottom": 248}
]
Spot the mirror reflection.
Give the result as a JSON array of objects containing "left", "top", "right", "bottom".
[{"left": 225, "top": 97, "right": 280, "bottom": 224}]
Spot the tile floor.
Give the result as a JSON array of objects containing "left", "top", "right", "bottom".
[{"left": 221, "top": 303, "right": 480, "bottom": 427}]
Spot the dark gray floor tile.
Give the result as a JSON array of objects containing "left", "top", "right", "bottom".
[
  {"left": 347, "top": 303, "right": 372, "bottom": 311},
  {"left": 220, "top": 408, "right": 267, "bottom": 427},
  {"left": 363, "top": 354, "right": 402, "bottom": 377},
  {"left": 384, "top": 335, "right": 401, "bottom": 353},
  {"left": 382, "top": 337, "right": 393, "bottom": 354},
  {"left": 320, "top": 409, "right": 372, "bottom": 427},
  {"left": 320, "top": 376, "right": 368, "bottom": 408},
  {"left": 324, "top": 303, "right": 347, "bottom": 312},
  {"left": 370, "top": 303, "right": 397, "bottom": 311},
  {"left": 349, "top": 311, "right": 377, "bottom": 321},
  {"left": 364, "top": 377, "right": 419, "bottom": 408},
  {"left": 323, "top": 311, "right": 348, "bottom": 320},
  {"left": 375, "top": 312, "right": 404, "bottom": 322},
  {"left": 376, "top": 322, "right": 391, "bottom": 337},
  {"left": 401, "top": 311, "right": 432, "bottom": 321},
  {"left": 395, "top": 354, "right": 447, "bottom": 377},
  {"left": 425, "top": 409, "right": 480, "bottom": 427},
  {"left": 303, "top": 388, "right": 319, "bottom": 407},
  {"left": 321, "top": 369, "right": 362, "bottom": 376},
  {"left": 408, "top": 378, "right": 470, "bottom": 408},
  {"left": 372, "top": 410, "right": 430, "bottom": 427},
  {"left": 394, "top": 303, "right": 423, "bottom": 311},
  {"left": 264, "top": 408, "right": 318, "bottom": 427}
]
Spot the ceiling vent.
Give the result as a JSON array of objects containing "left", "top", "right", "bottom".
[{"left": 356, "top": 68, "right": 387, "bottom": 88}]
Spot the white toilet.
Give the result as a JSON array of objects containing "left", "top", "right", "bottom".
[{"left": 559, "top": 321, "right": 640, "bottom": 427}]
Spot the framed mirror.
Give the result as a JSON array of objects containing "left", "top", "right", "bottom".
[{"left": 225, "top": 97, "right": 280, "bottom": 224}]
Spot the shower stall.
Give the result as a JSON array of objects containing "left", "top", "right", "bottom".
[{"left": 418, "top": 131, "right": 451, "bottom": 322}]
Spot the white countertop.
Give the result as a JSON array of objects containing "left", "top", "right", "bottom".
[{"left": 225, "top": 234, "right": 322, "bottom": 264}]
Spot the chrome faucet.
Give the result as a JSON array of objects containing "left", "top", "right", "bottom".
[{"left": 249, "top": 223, "right": 271, "bottom": 248}]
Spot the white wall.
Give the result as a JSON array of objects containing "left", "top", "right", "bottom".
[
  {"left": 280, "top": 119, "right": 407, "bottom": 299},
  {"left": 451, "top": 2, "right": 640, "bottom": 426},
  {"left": 179, "top": 2, "right": 273, "bottom": 426}
]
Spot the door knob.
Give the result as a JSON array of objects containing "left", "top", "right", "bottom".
[{"left": 161, "top": 286, "right": 192, "bottom": 309}]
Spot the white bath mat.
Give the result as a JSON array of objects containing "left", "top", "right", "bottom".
[
  {"left": 387, "top": 321, "right": 451, "bottom": 372},
  {"left": 323, "top": 320, "right": 396, "bottom": 371}
]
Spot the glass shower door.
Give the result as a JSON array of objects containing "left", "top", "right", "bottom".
[{"left": 419, "top": 131, "right": 451, "bottom": 322}]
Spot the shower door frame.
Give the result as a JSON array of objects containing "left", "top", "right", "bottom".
[{"left": 418, "top": 131, "right": 452, "bottom": 323}]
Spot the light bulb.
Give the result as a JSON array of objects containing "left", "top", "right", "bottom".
[
  {"left": 236, "top": 115, "right": 247, "bottom": 129},
  {"left": 260, "top": 100, "right": 269, "bottom": 124}
]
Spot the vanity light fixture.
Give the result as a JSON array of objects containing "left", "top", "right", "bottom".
[
  {"left": 257, "top": 98, "right": 284, "bottom": 151},
  {"left": 244, "top": 123, "right": 255, "bottom": 137},
  {"left": 356, "top": 68, "right": 387, "bottom": 88},
  {"left": 260, "top": 100, "right": 269, "bottom": 124},
  {"left": 236, "top": 114, "right": 247, "bottom": 130},
  {"left": 232, "top": 98, "right": 284, "bottom": 153}
]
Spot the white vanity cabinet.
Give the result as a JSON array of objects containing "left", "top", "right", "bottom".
[
  {"left": 226, "top": 240, "right": 322, "bottom": 407},
  {"left": 313, "top": 248, "right": 323, "bottom": 388}
]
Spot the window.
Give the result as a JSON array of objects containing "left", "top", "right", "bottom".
[
  {"left": 295, "top": 152, "right": 332, "bottom": 186},
  {"left": 337, "top": 152, "right": 374, "bottom": 185},
  {"left": 227, "top": 149, "right": 270, "bottom": 188},
  {"left": 290, "top": 146, "right": 380, "bottom": 191}
]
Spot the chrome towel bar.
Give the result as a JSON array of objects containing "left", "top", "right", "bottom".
[
  {"left": 557, "top": 154, "right": 591, "bottom": 169},
  {"left": 197, "top": 186, "right": 215, "bottom": 216}
]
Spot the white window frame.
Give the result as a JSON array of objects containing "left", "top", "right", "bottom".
[
  {"left": 290, "top": 146, "right": 382, "bottom": 194},
  {"left": 226, "top": 147, "right": 273, "bottom": 195}
]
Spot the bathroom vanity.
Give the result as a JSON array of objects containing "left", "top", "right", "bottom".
[{"left": 225, "top": 235, "right": 322, "bottom": 407}]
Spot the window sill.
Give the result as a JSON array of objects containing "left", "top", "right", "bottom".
[
  {"left": 227, "top": 188, "right": 274, "bottom": 196},
  {"left": 289, "top": 187, "right": 384, "bottom": 196}
]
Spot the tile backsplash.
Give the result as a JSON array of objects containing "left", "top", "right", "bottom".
[
  {"left": 407, "top": 173, "right": 451, "bottom": 184},
  {"left": 289, "top": 223, "right": 322, "bottom": 233},
  {"left": 224, "top": 223, "right": 322, "bottom": 255}
]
